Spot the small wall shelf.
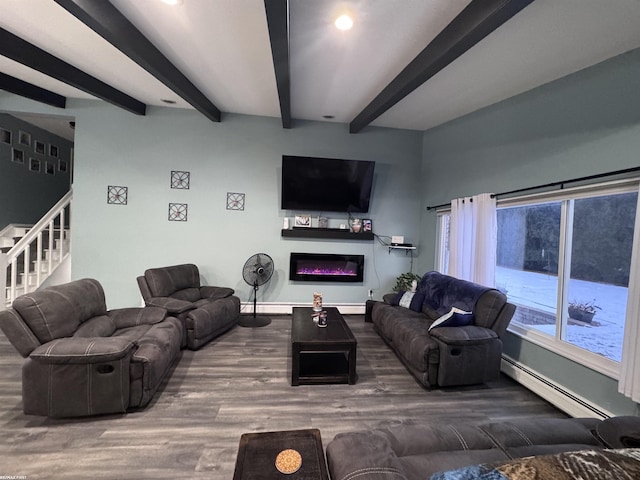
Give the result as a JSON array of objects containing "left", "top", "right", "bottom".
[
  {"left": 388, "top": 245, "right": 416, "bottom": 255},
  {"left": 281, "top": 228, "right": 374, "bottom": 241}
]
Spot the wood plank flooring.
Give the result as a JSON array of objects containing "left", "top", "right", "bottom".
[{"left": 0, "top": 315, "right": 565, "bottom": 479}]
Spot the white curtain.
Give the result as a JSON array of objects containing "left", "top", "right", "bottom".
[
  {"left": 447, "top": 193, "right": 497, "bottom": 287},
  {"left": 619, "top": 192, "right": 640, "bottom": 402}
]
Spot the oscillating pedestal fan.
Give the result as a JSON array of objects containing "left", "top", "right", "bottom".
[{"left": 240, "top": 253, "right": 274, "bottom": 327}]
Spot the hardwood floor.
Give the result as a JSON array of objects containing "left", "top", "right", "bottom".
[{"left": 0, "top": 315, "right": 565, "bottom": 479}]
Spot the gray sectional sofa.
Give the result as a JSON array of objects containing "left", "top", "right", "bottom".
[
  {"left": 326, "top": 416, "right": 638, "bottom": 480},
  {"left": 370, "top": 271, "right": 516, "bottom": 388},
  {"left": 137, "top": 263, "right": 241, "bottom": 350},
  {"left": 0, "top": 278, "right": 183, "bottom": 417},
  {"left": 0, "top": 266, "right": 242, "bottom": 418}
]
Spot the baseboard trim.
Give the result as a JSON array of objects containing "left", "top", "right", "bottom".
[
  {"left": 240, "top": 302, "right": 366, "bottom": 315},
  {"left": 501, "top": 355, "right": 614, "bottom": 420}
]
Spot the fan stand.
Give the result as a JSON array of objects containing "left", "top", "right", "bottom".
[{"left": 239, "top": 282, "right": 272, "bottom": 327}]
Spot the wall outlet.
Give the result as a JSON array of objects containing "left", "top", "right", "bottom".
[{"left": 391, "top": 235, "right": 404, "bottom": 244}]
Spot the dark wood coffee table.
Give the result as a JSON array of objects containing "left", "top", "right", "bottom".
[
  {"left": 232, "top": 429, "right": 329, "bottom": 480},
  {"left": 291, "top": 306, "right": 357, "bottom": 385}
]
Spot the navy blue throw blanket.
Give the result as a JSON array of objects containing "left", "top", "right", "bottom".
[{"left": 418, "top": 271, "right": 493, "bottom": 316}]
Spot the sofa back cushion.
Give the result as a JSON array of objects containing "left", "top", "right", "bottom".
[
  {"left": 418, "top": 271, "right": 506, "bottom": 329},
  {"left": 144, "top": 264, "right": 200, "bottom": 297},
  {"left": 12, "top": 278, "right": 107, "bottom": 344}
]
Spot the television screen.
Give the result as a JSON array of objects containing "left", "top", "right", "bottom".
[{"left": 281, "top": 155, "right": 375, "bottom": 213}]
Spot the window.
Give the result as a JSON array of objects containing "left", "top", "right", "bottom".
[{"left": 437, "top": 181, "right": 639, "bottom": 377}]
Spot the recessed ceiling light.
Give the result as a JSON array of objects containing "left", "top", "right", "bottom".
[
  {"left": 160, "top": 0, "right": 183, "bottom": 5},
  {"left": 335, "top": 14, "right": 353, "bottom": 31},
  {"left": 161, "top": 99, "right": 177, "bottom": 104},
  {"left": 322, "top": 115, "right": 335, "bottom": 119}
]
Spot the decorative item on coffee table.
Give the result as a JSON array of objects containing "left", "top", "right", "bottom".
[{"left": 313, "top": 292, "right": 323, "bottom": 312}]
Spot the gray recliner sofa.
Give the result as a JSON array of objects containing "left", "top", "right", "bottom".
[
  {"left": 137, "top": 263, "right": 240, "bottom": 350},
  {"left": 0, "top": 278, "right": 183, "bottom": 418},
  {"left": 326, "top": 417, "right": 630, "bottom": 480},
  {"left": 370, "top": 271, "right": 516, "bottom": 388}
]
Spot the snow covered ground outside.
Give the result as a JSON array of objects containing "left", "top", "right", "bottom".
[{"left": 496, "top": 266, "right": 627, "bottom": 362}]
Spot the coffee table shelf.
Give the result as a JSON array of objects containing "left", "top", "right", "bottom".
[
  {"left": 298, "top": 351, "right": 351, "bottom": 384},
  {"left": 291, "top": 307, "right": 357, "bottom": 386}
]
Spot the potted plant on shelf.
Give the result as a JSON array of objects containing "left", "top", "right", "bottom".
[
  {"left": 393, "top": 272, "right": 422, "bottom": 292},
  {"left": 568, "top": 299, "right": 601, "bottom": 323}
]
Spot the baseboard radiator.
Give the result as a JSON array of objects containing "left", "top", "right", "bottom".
[{"left": 501, "top": 355, "right": 613, "bottom": 420}]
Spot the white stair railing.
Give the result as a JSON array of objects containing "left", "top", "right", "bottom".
[{"left": 1, "top": 190, "right": 72, "bottom": 308}]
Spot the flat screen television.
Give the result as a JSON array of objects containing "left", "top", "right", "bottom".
[{"left": 281, "top": 155, "right": 375, "bottom": 213}]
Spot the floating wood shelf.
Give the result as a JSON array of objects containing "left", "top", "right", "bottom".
[{"left": 281, "top": 228, "right": 374, "bottom": 241}]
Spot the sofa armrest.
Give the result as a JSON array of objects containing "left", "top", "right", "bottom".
[
  {"left": 107, "top": 307, "right": 167, "bottom": 328},
  {"left": 429, "top": 325, "right": 498, "bottom": 346},
  {"left": 199, "top": 286, "right": 234, "bottom": 300},
  {"left": 29, "top": 337, "right": 136, "bottom": 364},
  {"left": 146, "top": 297, "right": 195, "bottom": 314},
  {"left": 327, "top": 430, "right": 408, "bottom": 480}
]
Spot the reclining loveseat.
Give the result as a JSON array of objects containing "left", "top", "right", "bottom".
[
  {"left": 326, "top": 416, "right": 640, "bottom": 480},
  {"left": 370, "top": 271, "right": 516, "bottom": 388},
  {"left": 137, "top": 263, "right": 240, "bottom": 350},
  {"left": 0, "top": 278, "right": 183, "bottom": 418}
]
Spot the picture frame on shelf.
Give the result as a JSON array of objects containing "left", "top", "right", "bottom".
[
  {"left": 12, "top": 148, "right": 24, "bottom": 164},
  {"left": 35, "top": 140, "right": 46, "bottom": 155},
  {"left": 363, "top": 219, "right": 373, "bottom": 232},
  {"left": 19, "top": 130, "right": 31, "bottom": 146},
  {"left": 295, "top": 214, "right": 311, "bottom": 228},
  {"left": 1, "top": 128, "right": 11, "bottom": 144},
  {"left": 318, "top": 216, "right": 328, "bottom": 229}
]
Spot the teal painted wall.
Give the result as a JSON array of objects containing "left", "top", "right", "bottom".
[
  {"left": 420, "top": 48, "right": 640, "bottom": 416},
  {"left": 65, "top": 104, "right": 422, "bottom": 309},
  {"left": 0, "top": 113, "right": 73, "bottom": 229},
  {"left": 1, "top": 96, "right": 423, "bottom": 309}
]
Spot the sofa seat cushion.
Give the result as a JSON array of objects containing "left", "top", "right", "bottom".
[
  {"left": 112, "top": 324, "right": 153, "bottom": 343},
  {"left": 171, "top": 287, "right": 201, "bottom": 302},
  {"left": 429, "top": 326, "right": 498, "bottom": 346},
  {"left": 372, "top": 302, "right": 427, "bottom": 342},
  {"left": 73, "top": 315, "right": 116, "bottom": 337}
]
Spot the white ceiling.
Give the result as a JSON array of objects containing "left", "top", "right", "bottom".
[{"left": 2, "top": 0, "right": 640, "bottom": 134}]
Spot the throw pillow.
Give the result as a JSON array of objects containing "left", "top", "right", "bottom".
[
  {"left": 428, "top": 307, "right": 473, "bottom": 331},
  {"left": 390, "top": 290, "right": 425, "bottom": 312}
]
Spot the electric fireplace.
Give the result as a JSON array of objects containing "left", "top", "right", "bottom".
[{"left": 289, "top": 253, "right": 364, "bottom": 283}]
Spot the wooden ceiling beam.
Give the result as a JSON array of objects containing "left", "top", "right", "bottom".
[
  {"left": 0, "top": 72, "right": 67, "bottom": 109},
  {"left": 264, "top": 0, "right": 291, "bottom": 129},
  {"left": 54, "top": 0, "right": 221, "bottom": 123},
  {"left": 0, "top": 27, "right": 146, "bottom": 115},
  {"left": 349, "top": 0, "right": 536, "bottom": 133}
]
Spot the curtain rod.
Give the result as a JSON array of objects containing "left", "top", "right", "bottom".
[{"left": 425, "top": 165, "right": 640, "bottom": 211}]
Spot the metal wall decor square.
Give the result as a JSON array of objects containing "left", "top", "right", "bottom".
[
  {"left": 107, "top": 185, "right": 128, "bottom": 205},
  {"left": 171, "top": 170, "right": 190, "bottom": 189},
  {"left": 226, "top": 192, "right": 245, "bottom": 211},
  {"left": 168, "top": 203, "right": 188, "bottom": 221}
]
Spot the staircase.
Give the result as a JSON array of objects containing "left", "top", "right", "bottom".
[{"left": 1, "top": 191, "right": 72, "bottom": 308}]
